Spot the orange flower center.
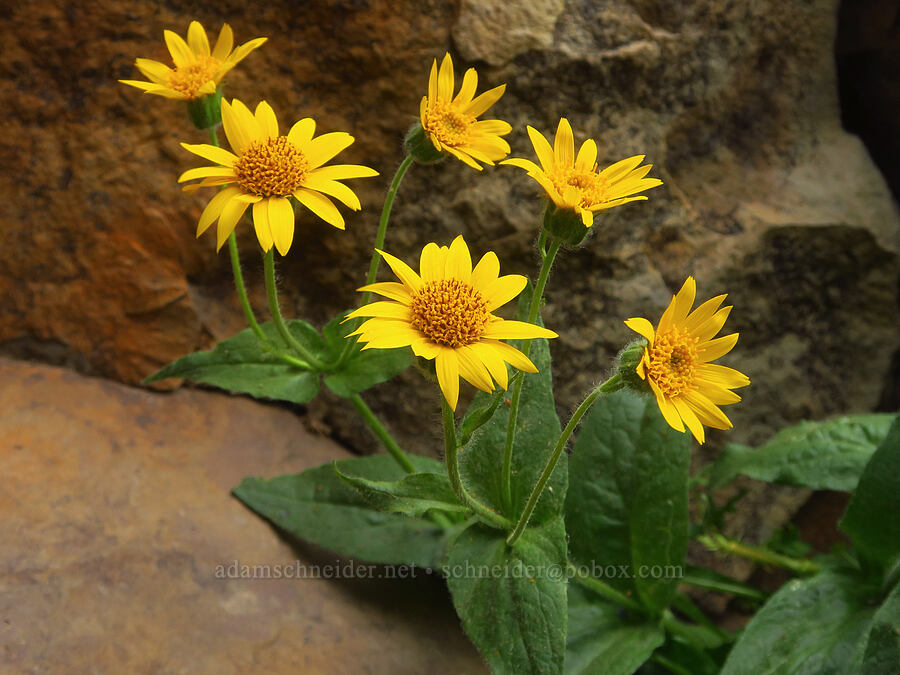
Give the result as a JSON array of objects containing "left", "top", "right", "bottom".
[
  {"left": 167, "top": 56, "right": 222, "bottom": 98},
  {"left": 647, "top": 329, "right": 698, "bottom": 397},
  {"left": 410, "top": 279, "right": 489, "bottom": 348},
  {"left": 422, "top": 99, "right": 475, "bottom": 148},
  {"left": 549, "top": 166, "right": 609, "bottom": 208},
  {"left": 233, "top": 137, "right": 309, "bottom": 197}
]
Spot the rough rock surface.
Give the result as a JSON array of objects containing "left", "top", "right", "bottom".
[
  {"left": 0, "top": 358, "right": 484, "bottom": 672},
  {"left": 2, "top": 1, "right": 898, "bottom": 563}
]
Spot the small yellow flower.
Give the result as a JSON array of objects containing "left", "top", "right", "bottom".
[
  {"left": 418, "top": 53, "right": 512, "bottom": 169},
  {"left": 178, "top": 98, "right": 378, "bottom": 254},
  {"left": 625, "top": 277, "right": 750, "bottom": 444},
  {"left": 346, "top": 236, "right": 557, "bottom": 410},
  {"left": 119, "top": 21, "right": 266, "bottom": 100},
  {"left": 502, "top": 118, "right": 663, "bottom": 226}
]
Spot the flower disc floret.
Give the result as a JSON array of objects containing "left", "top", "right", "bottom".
[
  {"left": 410, "top": 279, "right": 489, "bottom": 348},
  {"left": 167, "top": 56, "right": 222, "bottom": 97},
  {"left": 234, "top": 137, "right": 309, "bottom": 198},
  {"left": 646, "top": 329, "right": 698, "bottom": 398}
]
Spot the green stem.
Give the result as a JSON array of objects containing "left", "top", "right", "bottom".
[
  {"left": 501, "top": 239, "right": 562, "bottom": 511},
  {"left": 206, "top": 126, "right": 267, "bottom": 342},
  {"left": 698, "top": 533, "right": 822, "bottom": 576},
  {"left": 348, "top": 394, "right": 416, "bottom": 474},
  {"left": 442, "top": 397, "right": 512, "bottom": 531},
  {"left": 262, "top": 249, "right": 327, "bottom": 370},
  {"left": 507, "top": 374, "right": 622, "bottom": 546},
  {"left": 336, "top": 155, "right": 415, "bottom": 366},
  {"left": 569, "top": 563, "right": 643, "bottom": 612}
]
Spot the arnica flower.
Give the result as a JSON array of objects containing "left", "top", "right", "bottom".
[
  {"left": 624, "top": 277, "right": 750, "bottom": 444},
  {"left": 177, "top": 99, "right": 378, "bottom": 255},
  {"left": 414, "top": 53, "right": 512, "bottom": 170},
  {"left": 346, "top": 236, "right": 557, "bottom": 410},
  {"left": 119, "top": 21, "right": 266, "bottom": 100},
  {"left": 502, "top": 118, "right": 663, "bottom": 227}
]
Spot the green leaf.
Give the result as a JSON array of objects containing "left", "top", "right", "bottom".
[
  {"left": 144, "top": 321, "right": 325, "bottom": 404},
  {"left": 858, "top": 580, "right": 900, "bottom": 673},
  {"left": 566, "top": 584, "right": 664, "bottom": 675},
  {"left": 681, "top": 565, "right": 766, "bottom": 602},
  {"left": 459, "top": 335, "right": 565, "bottom": 523},
  {"left": 721, "top": 567, "right": 882, "bottom": 675},
  {"left": 445, "top": 517, "right": 568, "bottom": 675},
  {"left": 709, "top": 413, "right": 896, "bottom": 491},
  {"left": 841, "top": 416, "right": 900, "bottom": 570},
  {"left": 233, "top": 454, "right": 448, "bottom": 568},
  {"left": 320, "top": 310, "right": 412, "bottom": 398},
  {"left": 334, "top": 464, "right": 468, "bottom": 517},
  {"left": 565, "top": 390, "right": 690, "bottom": 614}
]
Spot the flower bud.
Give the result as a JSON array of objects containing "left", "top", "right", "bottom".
[
  {"left": 186, "top": 88, "right": 224, "bottom": 130},
  {"left": 404, "top": 122, "right": 446, "bottom": 164},
  {"left": 542, "top": 202, "right": 591, "bottom": 246},
  {"left": 616, "top": 339, "right": 651, "bottom": 394}
]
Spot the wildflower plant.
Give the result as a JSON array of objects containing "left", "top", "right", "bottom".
[{"left": 123, "top": 30, "right": 900, "bottom": 675}]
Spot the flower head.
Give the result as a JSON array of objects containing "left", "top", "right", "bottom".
[
  {"left": 119, "top": 21, "right": 266, "bottom": 101},
  {"left": 502, "top": 118, "right": 663, "bottom": 227},
  {"left": 178, "top": 99, "right": 378, "bottom": 254},
  {"left": 413, "top": 53, "right": 512, "bottom": 169},
  {"left": 624, "top": 277, "right": 750, "bottom": 444},
  {"left": 346, "top": 236, "right": 557, "bottom": 409}
]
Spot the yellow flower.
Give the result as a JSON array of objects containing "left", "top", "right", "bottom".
[
  {"left": 177, "top": 99, "right": 378, "bottom": 254},
  {"left": 418, "top": 53, "right": 512, "bottom": 169},
  {"left": 119, "top": 21, "right": 266, "bottom": 101},
  {"left": 624, "top": 277, "right": 750, "bottom": 444},
  {"left": 346, "top": 236, "right": 557, "bottom": 410},
  {"left": 502, "top": 118, "right": 663, "bottom": 226}
]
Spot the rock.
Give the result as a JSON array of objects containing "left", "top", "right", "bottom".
[
  {"left": 454, "top": 0, "right": 566, "bottom": 66},
  {"left": 0, "top": 358, "right": 484, "bottom": 672}
]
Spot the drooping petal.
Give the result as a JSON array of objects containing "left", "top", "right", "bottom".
[
  {"left": 479, "top": 339, "right": 538, "bottom": 374},
  {"left": 268, "top": 196, "right": 295, "bottom": 255},
  {"left": 683, "top": 390, "right": 734, "bottom": 430},
  {"left": 435, "top": 349, "right": 460, "bottom": 410},
  {"left": 216, "top": 197, "right": 250, "bottom": 251},
  {"left": 252, "top": 198, "right": 274, "bottom": 252},
  {"left": 456, "top": 346, "right": 495, "bottom": 393},
  {"left": 196, "top": 186, "right": 242, "bottom": 236},
  {"left": 466, "top": 342, "right": 509, "bottom": 389},
  {"left": 300, "top": 176, "right": 362, "bottom": 210},
  {"left": 671, "top": 397, "right": 705, "bottom": 444},
  {"left": 293, "top": 188, "right": 345, "bottom": 230},
  {"left": 648, "top": 379, "right": 685, "bottom": 433}
]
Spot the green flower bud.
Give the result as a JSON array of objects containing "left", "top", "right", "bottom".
[
  {"left": 186, "top": 87, "right": 224, "bottom": 130},
  {"left": 542, "top": 202, "right": 592, "bottom": 246},
  {"left": 404, "top": 122, "right": 445, "bottom": 164},
  {"left": 616, "top": 338, "right": 651, "bottom": 395}
]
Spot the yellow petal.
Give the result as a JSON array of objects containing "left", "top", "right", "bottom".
[
  {"left": 230, "top": 98, "right": 263, "bottom": 142},
  {"left": 196, "top": 186, "right": 242, "bottom": 236},
  {"left": 696, "top": 333, "right": 739, "bottom": 363},
  {"left": 267, "top": 196, "right": 295, "bottom": 256},
  {"left": 419, "top": 242, "right": 446, "bottom": 283},
  {"left": 683, "top": 294, "right": 727, "bottom": 333},
  {"left": 464, "top": 84, "right": 505, "bottom": 117},
  {"left": 437, "top": 52, "right": 454, "bottom": 101},
  {"left": 482, "top": 320, "right": 557, "bottom": 340},
  {"left": 216, "top": 197, "right": 250, "bottom": 251},
  {"left": 599, "top": 155, "right": 645, "bottom": 181},
  {"left": 177, "top": 166, "right": 235, "bottom": 183},
  {"left": 466, "top": 342, "right": 509, "bottom": 389},
  {"left": 164, "top": 30, "right": 193, "bottom": 68},
  {"left": 252, "top": 199, "right": 274, "bottom": 252},
  {"left": 446, "top": 236, "right": 472, "bottom": 282},
  {"left": 227, "top": 38, "right": 268, "bottom": 66},
  {"left": 658, "top": 277, "right": 696, "bottom": 334},
  {"left": 694, "top": 364, "right": 750, "bottom": 389},
  {"left": 346, "top": 301, "right": 411, "bottom": 321},
  {"left": 480, "top": 339, "right": 538, "bottom": 374},
  {"left": 648, "top": 379, "right": 685, "bottom": 433},
  {"left": 500, "top": 157, "right": 543, "bottom": 175},
  {"left": 683, "top": 390, "right": 734, "bottom": 430},
  {"left": 300, "top": 176, "right": 361, "bottom": 210},
  {"left": 481, "top": 274, "right": 527, "bottom": 312},
  {"left": 211, "top": 23, "right": 234, "bottom": 61},
  {"left": 375, "top": 249, "right": 422, "bottom": 292},
  {"left": 435, "top": 349, "right": 460, "bottom": 411},
  {"left": 693, "top": 306, "right": 733, "bottom": 343},
  {"left": 356, "top": 282, "right": 412, "bottom": 304},
  {"left": 180, "top": 143, "right": 238, "bottom": 167},
  {"left": 694, "top": 380, "right": 742, "bottom": 405},
  {"left": 134, "top": 58, "right": 171, "bottom": 84},
  {"left": 255, "top": 101, "right": 279, "bottom": 139},
  {"left": 575, "top": 139, "right": 598, "bottom": 169},
  {"left": 303, "top": 132, "right": 355, "bottom": 169},
  {"left": 293, "top": 188, "right": 345, "bottom": 229},
  {"left": 624, "top": 317, "right": 656, "bottom": 343},
  {"left": 221, "top": 100, "right": 252, "bottom": 155},
  {"left": 526, "top": 125, "right": 555, "bottom": 172},
  {"left": 307, "top": 164, "right": 378, "bottom": 181},
  {"left": 454, "top": 67, "right": 478, "bottom": 104},
  {"left": 187, "top": 21, "right": 210, "bottom": 57},
  {"left": 427, "top": 59, "right": 438, "bottom": 101},
  {"left": 471, "top": 251, "right": 500, "bottom": 289},
  {"left": 554, "top": 118, "right": 575, "bottom": 167},
  {"left": 456, "top": 346, "right": 496, "bottom": 393},
  {"left": 671, "top": 397, "right": 705, "bottom": 444},
  {"left": 287, "top": 118, "right": 316, "bottom": 146}
]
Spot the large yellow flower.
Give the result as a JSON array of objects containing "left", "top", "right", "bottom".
[
  {"left": 177, "top": 99, "right": 378, "bottom": 254},
  {"left": 346, "top": 236, "right": 557, "bottom": 410},
  {"left": 119, "top": 21, "right": 266, "bottom": 100},
  {"left": 502, "top": 118, "right": 663, "bottom": 226},
  {"left": 418, "top": 53, "right": 512, "bottom": 170},
  {"left": 625, "top": 277, "right": 750, "bottom": 444}
]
